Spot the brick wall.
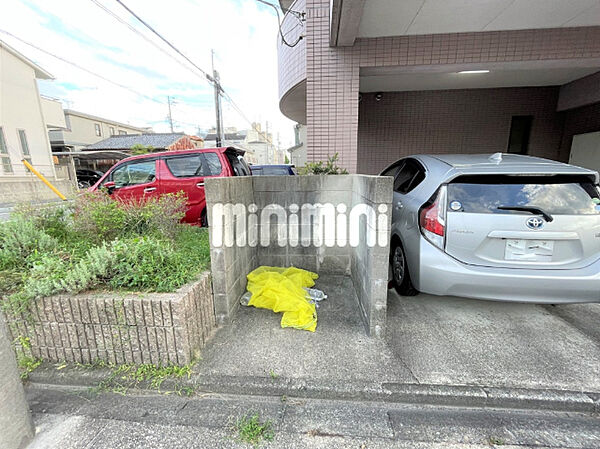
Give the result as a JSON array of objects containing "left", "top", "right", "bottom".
[
  {"left": 300, "top": 0, "right": 600, "bottom": 172},
  {"left": 560, "top": 101, "right": 600, "bottom": 161},
  {"left": 6, "top": 273, "right": 215, "bottom": 366},
  {"left": 357, "top": 87, "right": 566, "bottom": 174}
]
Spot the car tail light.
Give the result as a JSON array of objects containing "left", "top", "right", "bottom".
[{"left": 419, "top": 186, "right": 447, "bottom": 250}]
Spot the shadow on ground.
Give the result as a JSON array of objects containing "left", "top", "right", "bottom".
[{"left": 195, "top": 274, "right": 600, "bottom": 392}]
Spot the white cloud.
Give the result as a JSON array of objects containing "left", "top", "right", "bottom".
[{"left": 0, "top": 0, "right": 296, "bottom": 146}]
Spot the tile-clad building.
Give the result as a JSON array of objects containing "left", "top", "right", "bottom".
[{"left": 278, "top": 0, "right": 600, "bottom": 174}]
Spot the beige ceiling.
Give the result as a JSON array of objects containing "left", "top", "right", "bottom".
[
  {"left": 360, "top": 61, "right": 600, "bottom": 92},
  {"left": 358, "top": 0, "right": 600, "bottom": 38}
]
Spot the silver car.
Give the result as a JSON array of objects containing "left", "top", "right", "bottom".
[{"left": 381, "top": 153, "right": 600, "bottom": 303}]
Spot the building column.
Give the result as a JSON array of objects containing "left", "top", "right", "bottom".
[
  {"left": 306, "top": 0, "right": 360, "bottom": 173},
  {"left": 0, "top": 312, "right": 34, "bottom": 449}
]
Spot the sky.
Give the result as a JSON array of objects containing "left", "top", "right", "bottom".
[{"left": 0, "top": 0, "right": 295, "bottom": 147}]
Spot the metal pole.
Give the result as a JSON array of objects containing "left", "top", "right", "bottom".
[{"left": 22, "top": 159, "right": 67, "bottom": 200}]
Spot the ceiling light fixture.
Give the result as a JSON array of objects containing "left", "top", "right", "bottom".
[{"left": 457, "top": 70, "right": 490, "bottom": 74}]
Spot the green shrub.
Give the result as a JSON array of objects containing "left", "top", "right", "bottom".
[
  {"left": 72, "top": 191, "right": 186, "bottom": 242},
  {"left": 299, "top": 153, "right": 348, "bottom": 175},
  {"left": 2, "top": 192, "right": 210, "bottom": 314},
  {"left": 109, "top": 236, "right": 176, "bottom": 291},
  {"left": 0, "top": 216, "right": 58, "bottom": 270},
  {"left": 13, "top": 203, "right": 72, "bottom": 241}
]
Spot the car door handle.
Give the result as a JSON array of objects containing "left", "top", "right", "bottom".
[
  {"left": 144, "top": 187, "right": 157, "bottom": 193},
  {"left": 196, "top": 182, "right": 204, "bottom": 187}
]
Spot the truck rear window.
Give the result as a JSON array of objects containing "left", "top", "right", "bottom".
[{"left": 447, "top": 176, "right": 600, "bottom": 215}]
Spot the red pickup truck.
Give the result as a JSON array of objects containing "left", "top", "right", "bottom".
[{"left": 90, "top": 147, "right": 250, "bottom": 226}]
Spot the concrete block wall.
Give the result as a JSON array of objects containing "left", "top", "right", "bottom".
[
  {"left": 0, "top": 178, "right": 77, "bottom": 204},
  {"left": 205, "top": 175, "right": 392, "bottom": 336},
  {"left": 206, "top": 176, "right": 257, "bottom": 325},
  {"left": 350, "top": 175, "right": 392, "bottom": 338},
  {"left": 6, "top": 273, "right": 215, "bottom": 366},
  {"left": 0, "top": 312, "right": 34, "bottom": 449}
]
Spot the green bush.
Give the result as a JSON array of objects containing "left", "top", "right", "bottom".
[
  {"left": 1, "top": 192, "right": 210, "bottom": 314},
  {"left": 110, "top": 236, "right": 176, "bottom": 292},
  {"left": 299, "top": 153, "right": 348, "bottom": 175},
  {"left": 0, "top": 216, "right": 58, "bottom": 270},
  {"left": 73, "top": 191, "right": 186, "bottom": 242}
]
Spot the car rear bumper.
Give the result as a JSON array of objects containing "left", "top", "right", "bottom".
[{"left": 417, "top": 239, "right": 600, "bottom": 303}]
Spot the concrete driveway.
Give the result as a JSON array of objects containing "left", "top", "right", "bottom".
[
  {"left": 387, "top": 291, "right": 600, "bottom": 392},
  {"left": 192, "top": 275, "right": 600, "bottom": 395}
]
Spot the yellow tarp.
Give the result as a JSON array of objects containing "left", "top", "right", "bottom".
[{"left": 246, "top": 266, "right": 319, "bottom": 332}]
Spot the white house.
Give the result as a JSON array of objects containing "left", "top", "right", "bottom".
[{"left": 0, "top": 39, "right": 75, "bottom": 203}]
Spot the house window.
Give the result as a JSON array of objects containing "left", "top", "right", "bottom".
[
  {"left": 0, "top": 127, "right": 13, "bottom": 173},
  {"left": 94, "top": 123, "right": 102, "bottom": 137},
  {"left": 507, "top": 116, "right": 533, "bottom": 155},
  {"left": 118, "top": 130, "right": 127, "bottom": 135},
  {"left": 109, "top": 126, "right": 115, "bottom": 136},
  {"left": 17, "top": 129, "right": 32, "bottom": 163}
]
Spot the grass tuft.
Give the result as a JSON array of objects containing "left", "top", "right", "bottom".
[{"left": 233, "top": 413, "right": 274, "bottom": 447}]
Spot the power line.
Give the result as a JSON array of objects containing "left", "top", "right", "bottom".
[
  {"left": 255, "top": 0, "right": 304, "bottom": 48},
  {"left": 112, "top": 0, "right": 276, "bottom": 145},
  {"left": 89, "top": 0, "right": 208, "bottom": 83},
  {"left": 113, "top": 0, "right": 214, "bottom": 82},
  {"left": 0, "top": 29, "right": 164, "bottom": 105}
]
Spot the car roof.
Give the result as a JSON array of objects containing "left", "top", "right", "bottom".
[
  {"left": 251, "top": 164, "right": 294, "bottom": 168},
  {"left": 115, "top": 147, "right": 241, "bottom": 164},
  {"left": 412, "top": 153, "right": 599, "bottom": 183}
]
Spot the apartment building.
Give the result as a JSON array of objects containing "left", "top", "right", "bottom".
[
  {"left": 278, "top": 0, "right": 600, "bottom": 174},
  {"left": 0, "top": 40, "right": 75, "bottom": 203},
  {"left": 49, "top": 109, "right": 151, "bottom": 152}
]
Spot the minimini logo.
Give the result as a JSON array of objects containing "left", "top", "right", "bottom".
[{"left": 211, "top": 203, "right": 389, "bottom": 248}]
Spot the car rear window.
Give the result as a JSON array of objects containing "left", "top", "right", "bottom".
[{"left": 448, "top": 176, "right": 600, "bottom": 215}]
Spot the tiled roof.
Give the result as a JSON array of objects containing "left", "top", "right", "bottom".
[{"left": 85, "top": 133, "right": 185, "bottom": 150}]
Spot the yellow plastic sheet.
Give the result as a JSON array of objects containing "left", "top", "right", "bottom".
[{"left": 246, "top": 266, "right": 319, "bottom": 332}]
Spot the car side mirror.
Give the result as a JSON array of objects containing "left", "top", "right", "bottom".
[{"left": 102, "top": 181, "right": 116, "bottom": 194}]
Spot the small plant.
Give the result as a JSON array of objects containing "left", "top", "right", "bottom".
[
  {"left": 17, "top": 356, "right": 41, "bottom": 380},
  {"left": 269, "top": 369, "right": 278, "bottom": 380},
  {"left": 299, "top": 153, "right": 348, "bottom": 175},
  {"left": 489, "top": 436, "right": 505, "bottom": 446},
  {"left": 233, "top": 413, "right": 274, "bottom": 447},
  {"left": 90, "top": 360, "right": 197, "bottom": 395}
]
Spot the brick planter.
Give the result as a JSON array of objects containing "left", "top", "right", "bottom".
[{"left": 6, "top": 271, "right": 215, "bottom": 366}]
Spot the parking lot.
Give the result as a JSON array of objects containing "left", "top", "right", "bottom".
[{"left": 388, "top": 291, "right": 600, "bottom": 392}]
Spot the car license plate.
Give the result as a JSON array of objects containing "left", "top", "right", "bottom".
[{"left": 505, "top": 239, "right": 554, "bottom": 262}]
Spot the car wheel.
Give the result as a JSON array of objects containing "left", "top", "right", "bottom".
[
  {"left": 391, "top": 242, "right": 418, "bottom": 296},
  {"left": 78, "top": 180, "right": 91, "bottom": 189},
  {"left": 200, "top": 209, "right": 208, "bottom": 227}
]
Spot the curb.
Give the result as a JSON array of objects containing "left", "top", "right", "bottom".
[{"left": 26, "top": 365, "right": 600, "bottom": 414}]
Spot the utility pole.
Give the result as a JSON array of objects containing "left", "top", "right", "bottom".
[
  {"left": 211, "top": 50, "right": 224, "bottom": 147},
  {"left": 167, "top": 96, "right": 174, "bottom": 132}
]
